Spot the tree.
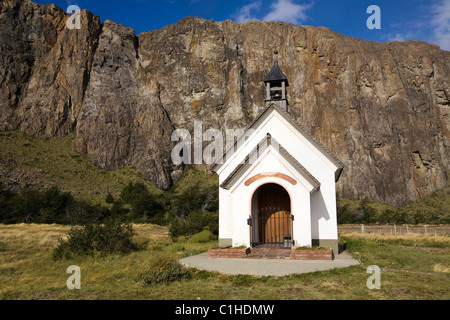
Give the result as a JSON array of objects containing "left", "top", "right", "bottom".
[
  {"left": 119, "top": 182, "right": 163, "bottom": 222},
  {"left": 105, "top": 193, "right": 114, "bottom": 204}
]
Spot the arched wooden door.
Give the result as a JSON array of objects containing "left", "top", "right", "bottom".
[{"left": 250, "top": 183, "right": 293, "bottom": 247}]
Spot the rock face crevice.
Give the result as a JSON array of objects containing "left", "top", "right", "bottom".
[{"left": 1, "top": 0, "right": 449, "bottom": 206}]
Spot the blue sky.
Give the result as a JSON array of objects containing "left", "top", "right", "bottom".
[{"left": 36, "top": 0, "right": 450, "bottom": 50}]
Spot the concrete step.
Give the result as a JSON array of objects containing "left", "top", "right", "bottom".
[
  {"left": 248, "top": 247, "right": 292, "bottom": 259},
  {"left": 247, "top": 252, "right": 291, "bottom": 259}
]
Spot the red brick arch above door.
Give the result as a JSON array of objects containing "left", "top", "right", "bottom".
[{"left": 244, "top": 172, "right": 297, "bottom": 187}]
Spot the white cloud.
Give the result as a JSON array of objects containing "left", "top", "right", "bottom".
[
  {"left": 430, "top": 0, "right": 450, "bottom": 50},
  {"left": 389, "top": 33, "right": 407, "bottom": 42},
  {"left": 382, "top": 0, "right": 450, "bottom": 51},
  {"left": 384, "top": 30, "right": 423, "bottom": 43},
  {"left": 233, "top": 1, "right": 262, "bottom": 23},
  {"left": 232, "top": 0, "right": 313, "bottom": 25},
  {"left": 262, "top": 0, "right": 312, "bottom": 25}
]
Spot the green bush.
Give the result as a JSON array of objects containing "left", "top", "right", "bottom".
[
  {"left": 119, "top": 182, "right": 164, "bottom": 222},
  {"left": 171, "top": 183, "right": 218, "bottom": 217},
  {"left": 169, "top": 211, "right": 218, "bottom": 239},
  {"left": 52, "top": 220, "right": 137, "bottom": 260},
  {"left": 359, "top": 199, "right": 377, "bottom": 223},
  {"left": 188, "top": 229, "right": 217, "bottom": 243},
  {"left": 133, "top": 236, "right": 151, "bottom": 250},
  {"left": 378, "top": 209, "right": 408, "bottom": 224},
  {"left": 66, "top": 201, "right": 110, "bottom": 225},
  {"left": 120, "top": 182, "right": 146, "bottom": 204},
  {"left": 0, "top": 184, "right": 109, "bottom": 225},
  {"left": 105, "top": 193, "right": 114, "bottom": 204},
  {"left": 109, "top": 200, "right": 129, "bottom": 221},
  {"left": 337, "top": 198, "right": 412, "bottom": 225},
  {"left": 5, "top": 186, "right": 74, "bottom": 224},
  {"left": 141, "top": 255, "right": 191, "bottom": 285},
  {"left": 147, "top": 212, "right": 168, "bottom": 226},
  {"left": 337, "top": 202, "right": 353, "bottom": 224},
  {"left": 147, "top": 244, "right": 165, "bottom": 252}
]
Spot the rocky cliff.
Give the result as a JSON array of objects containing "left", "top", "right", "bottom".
[{"left": 1, "top": 0, "right": 449, "bottom": 206}]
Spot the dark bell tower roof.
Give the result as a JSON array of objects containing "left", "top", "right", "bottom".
[{"left": 263, "top": 50, "right": 289, "bottom": 86}]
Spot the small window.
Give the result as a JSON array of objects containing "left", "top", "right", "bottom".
[{"left": 272, "top": 90, "right": 282, "bottom": 100}]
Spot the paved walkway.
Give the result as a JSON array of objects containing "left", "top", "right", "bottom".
[{"left": 179, "top": 251, "right": 360, "bottom": 276}]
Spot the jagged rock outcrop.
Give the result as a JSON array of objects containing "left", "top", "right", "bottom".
[
  {"left": 76, "top": 19, "right": 176, "bottom": 189},
  {"left": 1, "top": 0, "right": 449, "bottom": 206},
  {"left": 0, "top": 0, "right": 101, "bottom": 137}
]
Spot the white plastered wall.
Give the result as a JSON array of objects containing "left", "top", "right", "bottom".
[
  {"left": 222, "top": 148, "right": 314, "bottom": 247},
  {"left": 217, "top": 108, "right": 339, "bottom": 247}
]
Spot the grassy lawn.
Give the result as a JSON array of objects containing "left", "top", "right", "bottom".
[{"left": 0, "top": 224, "right": 448, "bottom": 300}]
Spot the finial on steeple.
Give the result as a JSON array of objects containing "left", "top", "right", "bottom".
[{"left": 274, "top": 49, "right": 278, "bottom": 61}]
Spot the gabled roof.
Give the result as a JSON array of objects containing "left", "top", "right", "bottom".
[
  {"left": 263, "top": 61, "right": 289, "bottom": 86},
  {"left": 219, "top": 133, "right": 320, "bottom": 192},
  {"left": 211, "top": 103, "right": 344, "bottom": 182}
]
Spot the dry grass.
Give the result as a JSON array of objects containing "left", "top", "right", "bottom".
[
  {"left": 0, "top": 224, "right": 70, "bottom": 246},
  {"left": 433, "top": 264, "right": 450, "bottom": 274},
  {"left": 133, "top": 224, "right": 169, "bottom": 239},
  {"left": 1, "top": 224, "right": 449, "bottom": 300},
  {"left": 0, "top": 223, "right": 170, "bottom": 250},
  {"left": 339, "top": 232, "right": 450, "bottom": 245}
]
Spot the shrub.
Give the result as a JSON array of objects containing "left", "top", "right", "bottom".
[
  {"left": 146, "top": 238, "right": 172, "bottom": 251},
  {"left": 147, "top": 244, "right": 164, "bottom": 252},
  {"left": 41, "top": 186, "right": 74, "bottom": 223},
  {"left": 203, "top": 185, "right": 219, "bottom": 212},
  {"left": 133, "top": 236, "right": 151, "bottom": 250},
  {"left": 175, "top": 236, "right": 186, "bottom": 243},
  {"left": 378, "top": 209, "right": 409, "bottom": 224},
  {"left": 359, "top": 198, "right": 377, "bottom": 223},
  {"left": 188, "top": 229, "right": 217, "bottom": 243},
  {"left": 109, "top": 200, "right": 129, "bottom": 221},
  {"left": 11, "top": 186, "right": 74, "bottom": 224},
  {"left": 120, "top": 182, "right": 145, "bottom": 204},
  {"left": 52, "top": 220, "right": 137, "bottom": 260},
  {"left": 0, "top": 185, "right": 109, "bottom": 225},
  {"left": 105, "top": 193, "right": 114, "bottom": 204},
  {"left": 147, "top": 212, "right": 168, "bottom": 226},
  {"left": 171, "top": 183, "right": 218, "bottom": 217},
  {"left": 0, "top": 183, "right": 13, "bottom": 224},
  {"left": 66, "top": 201, "right": 110, "bottom": 225},
  {"left": 169, "top": 211, "right": 218, "bottom": 239},
  {"left": 119, "top": 182, "right": 164, "bottom": 222},
  {"left": 337, "top": 203, "right": 353, "bottom": 224},
  {"left": 141, "top": 255, "right": 190, "bottom": 285}
]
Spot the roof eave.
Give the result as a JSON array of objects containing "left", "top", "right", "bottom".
[
  {"left": 211, "top": 103, "right": 345, "bottom": 177},
  {"left": 219, "top": 134, "right": 322, "bottom": 192}
]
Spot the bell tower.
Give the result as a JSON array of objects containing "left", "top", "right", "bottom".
[{"left": 263, "top": 50, "right": 289, "bottom": 112}]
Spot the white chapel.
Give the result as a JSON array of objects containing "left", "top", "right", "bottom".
[{"left": 211, "top": 50, "right": 344, "bottom": 255}]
